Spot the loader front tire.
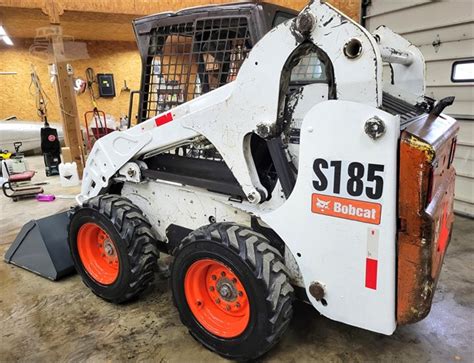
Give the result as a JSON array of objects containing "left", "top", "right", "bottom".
[
  {"left": 68, "top": 195, "right": 159, "bottom": 303},
  {"left": 171, "top": 223, "right": 294, "bottom": 361}
]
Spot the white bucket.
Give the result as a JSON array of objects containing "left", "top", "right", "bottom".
[{"left": 59, "top": 162, "right": 80, "bottom": 187}]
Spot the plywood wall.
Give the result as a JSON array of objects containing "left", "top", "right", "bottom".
[
  {"left": 270, "top": 0, "right": 360, "bottom": 21},
  {"left": 0, "top": 39, "right": 141, "bottom": 125},
  {"left": 1, "top": 1, "right": 360, "bottom": 42},
  {"left": 0, "top": 0, "right": 361, "bottom": 125},
  {"left": 0, "top": 0, "right": 360, "bottom": 20}
]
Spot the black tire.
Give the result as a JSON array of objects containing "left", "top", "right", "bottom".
[
  {"left": 68, "top": 194, "right": 159, "bottom": 303},
  {"left": 171, "top": 222, "right": 294, "bottom": 361}
]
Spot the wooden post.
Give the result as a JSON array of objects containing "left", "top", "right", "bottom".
[{"left": 42, "top": 0, "right": 85, "bottom": 178}]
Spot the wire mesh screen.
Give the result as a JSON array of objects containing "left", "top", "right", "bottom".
[{"left": 141, "top": 17, "right": 252, "bottom": 121}]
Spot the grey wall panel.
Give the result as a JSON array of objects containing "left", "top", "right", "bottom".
[
  {"left": 453, "top": 145, "right": 473, "bottom": 178},
  {"left": 402, "top": 23, "right": 474, "bottom": 46},
  {"left": 455, "top": 200, "right": 474, "bottom": 216},
  {"left": 366, "top": 2, "right": 473, "bottom": 35},
  {"left": 442, "top": 101, "right": 474, "bottom": 117},
  {"left": 424, "top": 86, "right": 473, "bottom": 102},
  {"left": 456, "top": 120, "right": 474, "bottom": 146},
  {"left": 419, "top": 39, "right": 474, "bottom": 61},
  {"left": 455, "top": 176, "right": 474, "bottom": 203},
  {"left": 366, "top": 0, "right": 430, "bottom": 17},
  {"left": 426, "top": 60, "right": 474, "bottom": 86}
]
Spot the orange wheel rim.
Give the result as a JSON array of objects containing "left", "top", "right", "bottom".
[
  {"left": 77, "top": 222, "right": 119, "bottom": 285},
  {"left": 184, "top": 259, "right": 250, "bottom": 338}
]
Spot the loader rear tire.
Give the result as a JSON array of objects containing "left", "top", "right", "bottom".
[
  {"left": 68, "top": 195, "right": 159, "bottom": 303},
  {"left": 171, "top": 222, "right": 294, "bottom": 361}
]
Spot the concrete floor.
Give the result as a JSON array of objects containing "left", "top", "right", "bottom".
[{"left": 0, "top": 156, "right": 473, "bottom": 362}]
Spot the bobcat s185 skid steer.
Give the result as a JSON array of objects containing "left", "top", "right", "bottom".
[{"left": 50, "top": 1, "right": 461, "bottom": 360}]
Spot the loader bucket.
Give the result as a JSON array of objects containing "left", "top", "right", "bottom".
[{"left": 4, "top": 211, "right": 75, "bottom": 280}]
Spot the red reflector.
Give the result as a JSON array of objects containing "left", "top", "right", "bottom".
[
  {"left": 365, "top": 258, "right": 378, "bottom": 290},
  {"left": 437, "top": 204, "right": 450, "bottom": 252},
  {"left": 155, "top": 112, "right": 173, "bottom": 127}
]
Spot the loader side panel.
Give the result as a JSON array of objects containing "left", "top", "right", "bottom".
[
  {"left": 263, "top": 100, "right": 399, "bottom": 335},
  {"left": 397, "top": 114, "right": 459, "bottom": 324}
]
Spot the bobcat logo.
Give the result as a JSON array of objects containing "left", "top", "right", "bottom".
[
  {"left": 312, "top": 193, "right": 382, "bottom": 225},
  {"left": 316, "top": 198, "right": 330, "bottom": 210}
]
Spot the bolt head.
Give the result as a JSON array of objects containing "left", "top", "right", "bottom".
[
  {"left": 295, "top": 10, "right": 316, "bottom": 35},
  {"left": 309, "top": 281, "right": 325, "bottom": 301},
  {"left": 364, "top": 116, "right": 386, "bottom": 140},
  {"left": 219, "top": 286, "right": 230, "bottom": 298},
  {"left": 256, "top": 123, "right": 272, "bottom": 138},
  {"left": 104, "top": 242, "right": 114, "bottom": 256},
  {"left": 247, "top": 190, "right": 262, "bottom": 204}
]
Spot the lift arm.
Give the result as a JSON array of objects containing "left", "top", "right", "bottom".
[{"left": 78, "top": 0, "right": 424, "bottom": 204}]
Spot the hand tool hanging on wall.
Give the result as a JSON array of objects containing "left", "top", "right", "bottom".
[
  {"left": 84, "top": 67, "right": 110, "bottom": 150},
  {"left": 30, "top": 64, "right": 61, "bottom": 176}
]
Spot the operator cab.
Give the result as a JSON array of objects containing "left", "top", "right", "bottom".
[
  {"left": 132, "top": 2, "right": 297, "bottom": 124},
  {"left": 132, "top": 2, "right": 331, "bottom": 125},
  {"left": 130, "top": 2, "right": 335, "bottom": 201}
]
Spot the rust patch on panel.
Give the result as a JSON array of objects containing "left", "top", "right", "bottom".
[{"left": 397, "top": 114, "right": 458, "bottom": 325}]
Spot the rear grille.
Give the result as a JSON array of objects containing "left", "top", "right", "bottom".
[{"left": 381, "top": 92, "right": 427, "bottom": 127}]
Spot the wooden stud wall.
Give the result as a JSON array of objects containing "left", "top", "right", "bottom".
[
  {"left": 0, "top": 1, "right": 360, "bottom": 22},
  {"left": 3, "top": 0, "right": 264, "bottom": 14},
  {"left": 0, "top": 0, "right": 360, "bottom": 123},
  {"left": 0, "top": 39, "right": 141, "bottom": 125}
]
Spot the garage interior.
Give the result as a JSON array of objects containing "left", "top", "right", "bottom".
[{"left": 0, "top": 0, "right": 473, "bottom": 362}]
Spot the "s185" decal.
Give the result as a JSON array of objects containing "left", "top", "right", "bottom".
[
  {"left": 311, "top": 159, "right": 385, "bottom": 225},
  {"left": 313, "top": 159, "right": 385, "bottom": 200}
]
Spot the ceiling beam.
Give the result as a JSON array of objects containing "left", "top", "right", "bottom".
[
  {"left": 0, "top": 0, "right": 276, "bottom": 16},
  {"left": 0, "top": 1, "right": 360, "bottom": 42}
]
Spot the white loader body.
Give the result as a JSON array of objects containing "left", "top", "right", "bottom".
[{"left": 76, "top": 1, "right": 450, "bottom": 337}]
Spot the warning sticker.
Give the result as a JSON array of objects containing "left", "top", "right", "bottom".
[{"left": 311, "top": 193, "right": 382, "bottom": 225}]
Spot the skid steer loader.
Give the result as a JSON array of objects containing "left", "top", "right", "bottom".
[{"left": 18, "top": 1, "right": 461, "bottom": 360}]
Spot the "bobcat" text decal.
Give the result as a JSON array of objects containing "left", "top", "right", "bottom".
[{"left": 311, "top": 194, "right": 382, "bottom": 225}]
